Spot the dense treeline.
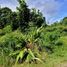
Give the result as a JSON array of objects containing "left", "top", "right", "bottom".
[
  {"left": 0, "top": 0, "right": 46, "bottom": 30},
  {"left": 0, "top": 0, "right": 67, "bottom": 67}
]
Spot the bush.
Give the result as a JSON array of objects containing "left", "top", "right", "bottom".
[
  {"left": 0, "top": 30, "right": 25, "bottom": 55},
  {"left": 3, "top": 25, "right": 12, "bottom": 34},
  {"left": 0, "top": 29, "right": 5, "bottom": 36}
]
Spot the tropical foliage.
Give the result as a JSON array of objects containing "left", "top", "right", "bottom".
[{"left": 0, "top": 0, "right": 67, "bottom": 67}]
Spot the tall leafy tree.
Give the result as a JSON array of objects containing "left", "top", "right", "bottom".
[
  {"left": 0, "top": 7, "right": 12, "bottom": 28},
  {"left": 17, "top": 0, "right": 30, "bottom": 30},
  {"left": 0, "top": 6, "right": 2, "bottom": 28},
  {"left": 61, "top": 17, "right": 67, "bottom": 25},
  {"left": 30, "top": 8, "right": 46, "bottom": 27},
  {"left": 10, "top": 12, "right": 19, "bottom": 30}
]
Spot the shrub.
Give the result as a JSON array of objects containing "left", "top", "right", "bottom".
[{"left": 3, "top": 25, "right": 12, "bottom": 34}]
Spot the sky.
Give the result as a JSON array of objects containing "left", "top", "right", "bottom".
[{"left": 0, "top": 0, "right": 67, "bottom": 24}]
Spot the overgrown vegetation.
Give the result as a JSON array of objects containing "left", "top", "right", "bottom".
[{"left": 0, "top": 0, "right": 67, "bottom": 67}]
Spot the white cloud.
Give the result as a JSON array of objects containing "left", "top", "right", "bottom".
[
  {"left": 26, "top": 0, "right": 63, "bottom": 23},
  {"left": 27, "top": 0, "right": 63, "bottom": 15}
]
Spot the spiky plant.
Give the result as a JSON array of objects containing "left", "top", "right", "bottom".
[
  {"left": 10, "top": 26, "right": 43, "bottom": 64},
  {"left": 10, "top": 45, "right": 43, "bottom": 64}
]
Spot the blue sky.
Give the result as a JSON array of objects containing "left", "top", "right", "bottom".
[{"left": 0, "top": 0, "right": 67, "bottom": 24}]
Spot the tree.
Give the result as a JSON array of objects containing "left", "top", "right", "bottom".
[
  {"left": 0, "top": 6, "right": 2, "bottom": 28},
  {"left": 61, "top": 17, "right": 67, "bottom": 25},
  {"left": 30, "top": 8, "right": 46, "bottom": 27},
  {"left": 10, "top": 12, "right": 19, "bottom": 30},
  {"left": 0, "top": 6, "right": 1, "bottom": 16},
  {"left": 0, "top": 7, "right": 12, "bottom": 28},
  {"left": 17, "top": 0, "right": 30, "bottom": 31}
]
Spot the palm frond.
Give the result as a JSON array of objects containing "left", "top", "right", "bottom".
[{"left": 15, "top": 48, "right": 27, "bottom": 64}]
